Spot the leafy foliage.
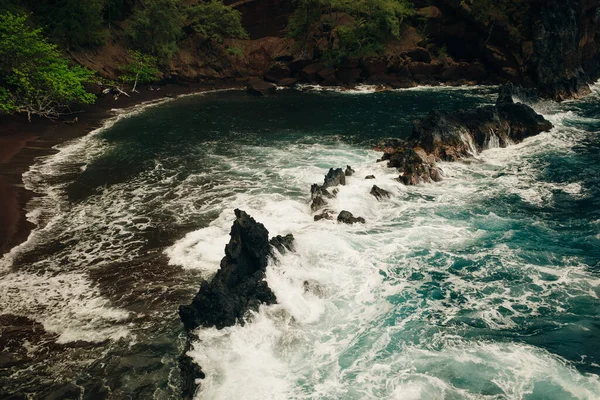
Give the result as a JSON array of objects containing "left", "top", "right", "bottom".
[
  {"left": 104, "top": 0, "right": 136, "bottom": 24},
  {"left": 186, "top": 0, "right": 248, "bottom": 42},
  {"left": 120, "top": 50, "right": 160, "bottom": 90},
  {"left": 127, "top": 0, "right": 184, "bottom": 62},
  {"left": 24, "top": 0, "right": 108, "bottom": 48},
  {"left": 0, "top": 12, "right": 95, "bottom": 118},
  {"left": 288, "top": 0, "right": 414, "bottom": 62},
  {"left": 226, "top": 46, "right": 244, "bottom": 57},
  {"left": 460, "top": 0, "right": 529, "bottom": 26}
]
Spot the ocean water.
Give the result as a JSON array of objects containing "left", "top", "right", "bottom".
[{"left": 1, "top": 84, "right": 599, "bottom": 399}]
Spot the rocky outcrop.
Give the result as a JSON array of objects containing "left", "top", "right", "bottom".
[
  {"left": 370, "top": 185, "right": 391, "bottom": 201},
  {"left": 345, "top": 165, "right": 356, "bottom": 177},
  {"left": 180, "top": 353, "right": 205, "bottom": 400},
  {"left": 309, "top": 167, "right": 349, "bottom": 212},
  {"left": 247, "top": 79, "right": 277, "bottom": 96},
  {"left": 269, "top": 234, "right": 295, "bottom": 254},
  {"left": 378, "top": 84, "right": 553, "bottom": 185},
  {"left": 179, "top": 209, "right": 295, "bottom": 398},
  {"left": 337, "top": 211, "right": 366, "bottom": 224},
  {"left": 314, "top": 210, "right": 335, "bottom": 221},
  {"left": 179, "top": 209, "right": 283, "bottom": 331},
  {"left": 421, "top": 0, "right": 600, "bottom": 100},
  {"left": 324, "top": 168, "right": 346, "bottom": 187},
  {"left": 529, "top": 0, "right": 598, "bottom": 99}
]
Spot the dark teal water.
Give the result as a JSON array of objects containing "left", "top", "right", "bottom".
[{"left": 1, "top": 85, "right": 599, "bottom": 399}]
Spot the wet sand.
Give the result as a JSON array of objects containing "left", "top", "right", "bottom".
[{"left": 0, "top": 81, "right": 244, "bottom": 256}]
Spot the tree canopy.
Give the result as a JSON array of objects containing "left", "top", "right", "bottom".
[
  {"left": 186, "top": 0, "right": 248, "bottom": 42},
  {"left": 0, "top": 12, "right": 95, "bottom": 119},
  {"left": 288, "top": 0, "right": 414, "bottom": 62},
  {"left": 126, "top": 0, "right": 184, "bottom": 62},
  {"left": 121, "top": 50, "right": 161, "bottom": 92}
]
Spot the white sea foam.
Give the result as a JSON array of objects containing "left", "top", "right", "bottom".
[
  {"left": 0, "top": 91, "right": 232, "bottom": 343},
  {"left": 2, "top": 85, "right": 597, "bottom": 395},
  {"left": 0, "top": 271, "right": 130, "bottom": 343},
  {"left": 169, "top": 91, "right": 600, "bottom": 399}
]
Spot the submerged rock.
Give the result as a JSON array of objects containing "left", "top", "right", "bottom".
[
  {"left": 337, "top": 211, "right": 366, "bottom": 224},
  {"left": 365, "top": 175, "right": 376, "bottom": 180},
  {"left": 269, "top": 234, "right": 295, "bottom": 254},
  {"left": 370, "top": 185, "right": 391, "bottom": 201},
  {"left": 377, "top": 85, "right": 553, "bottom": 185},
  {"left": 314, "top": 210, "right": 335, "bottom": 221},
  {"left": 246, "top": 79, "right": 277, "bottom": 96}
]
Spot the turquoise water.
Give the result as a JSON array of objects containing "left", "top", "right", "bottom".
[{"left": 1, "top": 85, "right": 599, "bottom": 399}]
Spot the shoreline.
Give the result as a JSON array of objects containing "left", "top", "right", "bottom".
[{"left": 0, "top": 80, "right": 246, "bottom": 257}]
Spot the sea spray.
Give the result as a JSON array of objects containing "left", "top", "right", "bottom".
[{"left": 1, "top": 87, "right": 598, "bottom": 398}]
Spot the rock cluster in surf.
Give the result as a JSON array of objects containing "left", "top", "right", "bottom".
[
  {"left": 370, "top": 185, "right": 391, "bottom": 201},
  {"left": 377, "top": 84, "right": 554, "bottom": 185},
  {"left": 309, "top": 166, "right": 367, "bottom": 223},
  {"left": 310, "top": 167, "right": 346, "bottom": 212},
  {"left": 179, "top": 209, "right": 294, "bottom": 399}
]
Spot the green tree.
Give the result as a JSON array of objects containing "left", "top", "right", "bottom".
[
  {"left": 287, "top": 0, "right": 327, "bottom": 55},
  {"left": 0, "top": 12, "right": 95, "bottom": 119},
  {"left": 104, "top": 0, "right": 136, "bottom": 25},
  {"left": 127, "top": 0, "right": 184, "bottom": 62},
  {"left": 24, "top": 0, "right": 108, "bottom": 48},
  {"left": 186, "top": 0, "right": 248, "bottom": 42},
  {"left": 288, "top": 0, "right": 413, "bottom": 61},
  {"left": 121, "top": 50, "right": 160, "bottom": 92}
]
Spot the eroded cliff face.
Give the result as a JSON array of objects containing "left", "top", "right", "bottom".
[
  {"left": 72, "top": 0, "right": 599, "bottom": 100},
  {"left": 421, "top": 0, "right": 600, "bottom": 99}
]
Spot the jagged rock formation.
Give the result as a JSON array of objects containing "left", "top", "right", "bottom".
[
  {"left": 345, "top": 165, "right": 356, "bottom": 176},
  {"left": 309, "top": 167, "right": 349, "bottom": 212},
  {"left": 377, "top": 84, "right": 553, "bottom": 185},
  {"left": 179, "top": 209, "right": 295, "bottom": 398},
  {"left": 370, "top": 185, "right": 391, "bottom": 201},
  {"left": 337, "top": 211, "right": 366, "bottom": 224},
  {"left": 179, "top": 209, "right": 278, "bottom": 331},
  {"left": 418, "top": 0, "right": 600, "bottom": 100},
  {"left": 314, "top": 210, "right": 335, "bottom": 222},
  {"left": 269, "top": 234, "right": 295, "bottom": 254},
  {"left": 324, "top": 168, "right": 346, "bottom": 187},
  {"left": 179, "top": 210, "right": 294, "bottom": 399}
]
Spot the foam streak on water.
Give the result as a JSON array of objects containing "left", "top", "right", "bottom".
[
  {"left": 164, "top": 91, "right": 600, "bottom": 399},
  {"left": 1, "top": 86, "right": 599, "bottom": 398}
]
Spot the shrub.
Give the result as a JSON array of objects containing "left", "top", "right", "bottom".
[
  {"left": 25, "top": 0, "right": 108, "bottom": 48},
  {"left": 0, "top": 12, "right": 95, "bottom": 119},
  {"left": 120, "top": 50, "right": 160, "bottom": 92},
  {"left": 186, "top": 0, "right": 248, "bottom": 42},
  {"left": 127, "top": 0, "right": 184, "bottom": 62},
  {"left": 288, "top": 0, "right": 414, "bottom": 62}
]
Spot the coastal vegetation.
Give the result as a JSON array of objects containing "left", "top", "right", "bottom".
[
  {"left": 0, "top": 0, "right": 249, "bottom": 118},
  {"left": 288, "top": 0, "right": 414, "bottom": 62},
  {"left": 120, "top": 50, "right": 161, "bottom": 92},
  {"left": 0, "top": 12, "right": 95, "bottom": 119},
  {"left": 0, "top": 0, "right": 598, "bottom": 118}
]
